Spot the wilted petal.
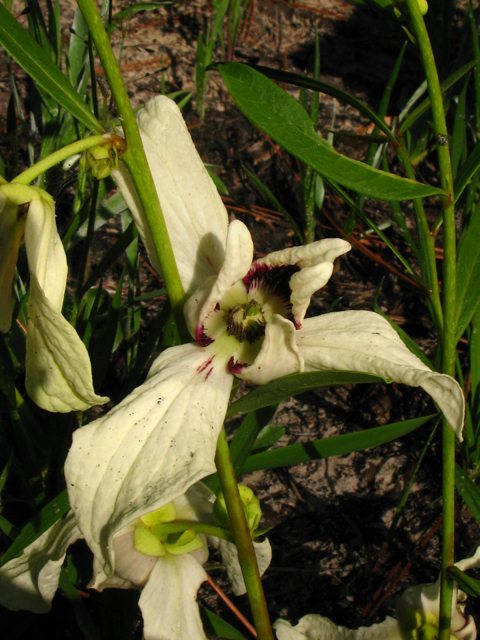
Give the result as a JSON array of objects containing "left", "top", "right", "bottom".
[
  {"left": 112, "top": 96, "right": 229, "bottom": 294},
  {"left": 65, "top": 343, "right": 233, "bottom": 574},
  {"left": 139, "top": 552, "right": 209, "bottom": 640},
  {"left": 212, "top": 537, "right": 272, "bottom": 596},
  {"left": 0, "top": 511, "right": 82, "bottom": 613},
  {"left": 295, "top": 311, "right": 464, "bottom": 439},
  {"left": 238, "top": 315, "right": 304, "bottom": 384},
  {"left": 273, "top": 614, "right": 401, "bottom": 640},
  {"left": 257, "top": 239, "right": 351, "bottom": 326},
  {"left": 184, "top": 220, "right": 254, "bottom": 337}
]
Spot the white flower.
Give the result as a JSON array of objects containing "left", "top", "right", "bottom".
[
  {"left": 273, "top": 548, "right": 480, "bottom": 640},
  {"left": 0, "top": 183, "right": 108, "bottom": 412},
  {"left": 64, "top": 94, "right": 463, "bottom": 578},
  {"left": 0, "top": 483, "right": 271, "bottom": 640}
]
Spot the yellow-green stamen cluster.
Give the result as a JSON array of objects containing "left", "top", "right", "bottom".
[
  {"left": 226, "top": 299, "right": 267, "bottom": 344},
  {"left": 213, "top": 485, "right": 262, "bottom": 535},
  {"left": 133, "top": 502, "right": 204, "bottom": 557}
]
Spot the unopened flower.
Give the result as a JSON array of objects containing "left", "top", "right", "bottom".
[
  {"left": 0, "top": 184, "right": 108, "bottom": 412},
  {"left": 273, "top": 548, "right": 480, "bottom": 640},
  {"left": 0, "top": 483, "right": 271, "bottom": 640},
  {"left": 64, "top": 95, "right": 463, "bottom": 578}
]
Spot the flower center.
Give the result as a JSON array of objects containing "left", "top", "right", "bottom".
[{"left": 226, "top": 299, "right": 266, "bottom": 344}]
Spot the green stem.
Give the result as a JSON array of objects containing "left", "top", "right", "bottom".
[
  {"left": 405, "top": 4, "right": 457, "bottom": 640},
  {"left": 215, "top": 427, "right": 274, "bottom": 640},
  {"left": 11, "top": 135, "right": 109, "bottom": 185},
  {"left": 76, "top": 0, "right": 189, "bottom": 342}
]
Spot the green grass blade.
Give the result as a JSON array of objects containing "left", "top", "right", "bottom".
[
  {"left": 200, "top": 607, "right": 248, "bottom": 640},
  {"left": 455, "top": 464, "right": 480, "bottom": 525},
  {"left": 454, "top": 140, "right": 480, "bottom": 202},
  {"left": 240, "top": 415, "right": 434, "bottom": 474},
  {"left": 0, "top": 3, "right": 102, "bottom": 133},
  {"left": 218, "top": 62, "right": 444, "bottom": 201},
  {"left": 455, "top": 199, "right": 480, "bottom": 341},
  {"left": 226, "top": 372, "right": 384, "bottom": 418},
  {"left": 450, "top": 78, "right": 469, "bottom": 180}
]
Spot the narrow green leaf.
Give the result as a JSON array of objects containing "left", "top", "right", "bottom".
[
  {"left": 0, "top": 3, "right": 102, "bottom": 133},
  {"left": 218, "top": 62, "right": 444, "bottom": 201},
  {"left": 240, "top": 415, "right": 434, "bottom": 474},
  {"left": 454, "top": 141, "right": 480, "bottom": 202},
  {"left": 252, "top": 424, "right": 286, "bottom": 452},
  {"left": 200, "top": 607, "right": 248, "bottom": 640},
  {"left": 455, "top": 464, "right": 480, "bottom": 526},
  {"left": 447, "top": 566, "right": 480, "bottom": 599},
  {"left": 59, "top": 568, "right": 102, "bottom": 640},
  {"left": 226, "top": 371, "right": 384, "bottom": 418},
  {"left": 451, "top": 77, "right": 469, "bottom": 180},
  {"left": 399, "top": 61, "right": 476, "bottom": 134},
  {"left": 0, "top": 490, "right": 70, "bottom": 569},
  {"left": 455, "top": 200, "right": 480, "bottom": 341}
]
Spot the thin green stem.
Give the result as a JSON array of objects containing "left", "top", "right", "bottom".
[
  {"left": 11, "top": 135, "right": 109, "bottom": 185},
  {"left": 215, "top": 427, "right": 274, "bottom": 640},
  {"left": 76, "top": 0, "right": 189, "bottom": 342},
  {"left": 405, "top": 4, "right": 457, "bottom": 640}
]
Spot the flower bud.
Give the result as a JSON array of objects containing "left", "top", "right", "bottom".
[
  {"left": 80, "top": 145, "right": 115, "bottom": 180},
  {"left": 213, "top": 484, "right": 262, "bottom": 534}
]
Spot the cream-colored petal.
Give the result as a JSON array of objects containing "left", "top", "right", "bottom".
[
  {"left": 296, "top": 311, "right": 464, "bottom": 439},
  {"left": 65, "top": 342, "right": 233, "bottom": 574},
  {"left": 212, "top": 537, "right": 272, "bottom": 596},
  {"left": 0, "top": 511, "right": 82, "bottom": 613},
  {"left": 139, "top": 553, "right": 209, "bottom": 640},
  {"left": 173, "top": 482, "right": 216, "bottom": 522},
  {"left": 185, "top": 220, "right": 254, "bottom": 337},
  {"left": 238, "top": 315, "right": 304, "bottom": 385},
  {"left": 26, "top": 274, "right": 109, "bottom": 412},
  {"left": 273, "top": 615, "right": 401, "bottom": 640},
  {"left": 258, "top": 238, "right": 351, "bottom": 270},
  {"left": 289, "top": 262, "right": 334, "bottom": 327},
  {"left": 112, "top": 95, "right": 228, "bottom": 294},
  {"left": 0, "top": 189, "right": 26, "bottom": 332}
]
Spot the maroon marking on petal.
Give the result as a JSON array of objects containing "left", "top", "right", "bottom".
[
  {"left": 197, "top": 356, "right": 214, "bottom": 374},
  {"left": 215, "top": 302, "right": 220, "bottom": 311},
  {"left": 228, "top": 357, "right": 247, "bottom": 374},
  {"left": 205, "top": 366, "right": 214, "bottom": 380},
  {"left": 243, "top": 261, "right": 299, "bottom": 304},
  {"left": 196, "top": 324, "right": 213, "bottom": 347}
]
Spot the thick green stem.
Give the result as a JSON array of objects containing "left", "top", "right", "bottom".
[
  {"left": 76, "top": 0, "right": 189, "bottom": 341},
  {"left": 405, "top": 3, "right": 457, "bottom": 639},
  {"left": 215, "top": 427, "right": 274, "bottom": 640},
  {"left": 11, "top": 135, "right": 109, "bottom": 185}
]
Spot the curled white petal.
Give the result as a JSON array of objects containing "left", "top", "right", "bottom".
[
  {"left": 0, "top": 511, "right": 81, "bottom": 613},
  {"left": 259, "top": 238, "right": 351, "bottom": 270},
  {"left": 296, "top": 311, "right": 464, "bottom": 439},
  {"left": 289, "top": 262, "right": 334, "bottom": 327},
  {"left": 238, "top": 315, "right": 304, "bottom": 385},
  {"left": 112, "top": 95, "right": 228, "bottom": 294},
  {"left": 273, "top": 614, "right": 401, "bottom": 640},
  {"left": 65, "top": 342, "right": 233, "bottom": 574},
  {"left": 139, "top": 553, "right": 209, "bottom": 640},
  {"left": 212, "top": 536, "right": 272, "bottom": 596}
]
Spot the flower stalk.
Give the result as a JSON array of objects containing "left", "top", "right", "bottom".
[
  {"left": 404, "top": 2, "right": 457, "bottom": 638},
  {"left": 75, "top": 0, "right": 189, "bottom": 341},
  {"left": 215, "top": 427, "right": 275, "bottom": 640}
]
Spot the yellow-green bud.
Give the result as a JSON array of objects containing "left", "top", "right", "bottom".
[
  {"left": 393, "top": 0, "right": 427, "bottom": 20},
  {"left": 212, "top": 485, "right": 262, "bottom": 534},
  {"left": 80, "top": 145, "right": 114, "bottom": 180}
]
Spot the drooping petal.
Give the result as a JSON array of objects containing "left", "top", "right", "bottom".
[
  {"left": 273, "top": 614, "right": 401, "bottom": 640},
  {"left": 184, "top": 220, "right": 254, "bottom": 339},
  {"left": 139, "top": 552, "right": 209, "bottom": 640},
  {"left": 255, "top": 238, "right": 351, "bottom": 326},
  {"left": 212, "top": 536, "right": 272, "bottom": 596},
  {"left": 295, "top": 311, "right": 464, "bottom": 439},
  {"left": 65, "top": 342, "right": 233, "bottom": 574},
  {"left": 0, "top": 187, "right": 27, "bottom": 332},
  {"left": 112, "top": 95, "right": 229, "bottom": 294},
  {"left": 237, "top": 315, "right": 304, "bottom": 383},
  {"left": 0, "top": 511, "right": 82, "bottom": 613},
  {"left": 26, "top": 274, "right": 109, "bottom": 412}
]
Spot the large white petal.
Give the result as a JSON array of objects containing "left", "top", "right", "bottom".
[
  {"left": 273, "top": 614, "right": 401, "bottom": 640},
  {"left": 296, "top": 311, "right": 464, "bottom": 439},
  {"left": 212, "top": 537, "right": 272, "bottom": 596},
  {"left": 238, "top": 315, "right": 304, "bottom": 385},
  {"left": 112, "top": 95, "right": 228, "bottom": 294},
  {"left": 0, "top": 511, "right": 82, "bottom": 613},
  {"left": 184, "top": 220, "right": 254, "bottom": 337},
  {"left": 139, "top": 553, "right": 209, "bottom": 640},
  {"left": 25, "top": 274, "right": 109, "bottom": 412},
  {"left": 65, "top": 342, "right": 233, "bottom": 574}
]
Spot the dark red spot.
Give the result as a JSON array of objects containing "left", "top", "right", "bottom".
[
  {"left": 228, "top": 357, "right": 247, "bottom": 374},
  {"left": 196, "top": 324, "right": 213, "bottom": 347},
  {"left": 243, "top": 261, "right": 299, "bottom": 304}
]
